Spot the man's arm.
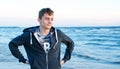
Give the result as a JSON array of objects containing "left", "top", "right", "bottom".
[
  {"left": 60, "top": 30, "right": 74, "bottom": 63},
  {"left": 8, "top": 32, "right": 29, "bottom": 63}
]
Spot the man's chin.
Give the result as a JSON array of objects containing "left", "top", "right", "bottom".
[{"left": 45, "top": 26, "right": 52, "bottom": 30}]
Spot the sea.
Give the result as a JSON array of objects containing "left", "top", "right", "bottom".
[{"left": 0, "top": 26, "right": 120, "bottom": 69}]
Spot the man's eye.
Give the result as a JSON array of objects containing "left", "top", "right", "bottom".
[
  {"left": 51, "top": 18, "right": 53, "bottom": 21},
  {"left": 45, "top": 18, "right": 49, "bottom": 20},
  {"left": 45, "top": 17, "right": 53, "bottom": 21}
]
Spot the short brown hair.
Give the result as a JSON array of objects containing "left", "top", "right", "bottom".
[{"left": 38, "top": 8, "right": 54, "bottom": 19}]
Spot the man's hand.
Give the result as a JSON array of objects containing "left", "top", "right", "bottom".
[
  {"left": 25, "top": 60, "right": 29, "bottom": 64},
  {"left": 60, "top": 60, "right": 65, "bottom": 65}
]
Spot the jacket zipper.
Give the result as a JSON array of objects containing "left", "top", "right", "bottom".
[
  {"left": 32, "top": 29, "right": 58, "bottom": 69},
  {"left": 44, "top": 42, "right": 50, "bottom": 69},
  {"left": 46, "top": 51, "right": 49, "bottom": 69}
]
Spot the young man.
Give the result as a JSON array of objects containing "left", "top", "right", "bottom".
[{"left": 9, "top": 8, "right": 74, "bottom": 69}]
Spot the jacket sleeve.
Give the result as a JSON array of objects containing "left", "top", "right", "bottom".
[
  {"left": 60, "top": 30, "right": 74, "bottom": 63},
  {"left": 8, "top": 32, "right": 29, "bottom": 63}
]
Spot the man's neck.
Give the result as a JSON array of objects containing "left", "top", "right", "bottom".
[{"left": 39, "top": 26, "right": 50, "bottom": 36}]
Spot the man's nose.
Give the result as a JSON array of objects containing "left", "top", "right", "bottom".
[{"left": 48, "top": 20, "right": 52, "bottom": 24}]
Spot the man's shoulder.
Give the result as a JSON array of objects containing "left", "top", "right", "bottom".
[
  {"left": 23, "top": 26, "right": 39, "bottom": 32},
  {"left": 55, "top": 28, "right": 65, "bottom": 36},
  {"left": 55, "top": 28, "right": 62, "bottom": 33}
]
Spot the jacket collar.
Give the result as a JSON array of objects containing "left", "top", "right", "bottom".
[
  {"left": 23, "top": 26, "right": 58, "bottom": 49},
  {"left": 23, "top": 26, "right": 55, "bottom": 33}
]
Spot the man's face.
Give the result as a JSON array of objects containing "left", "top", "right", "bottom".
[{"left": 38, "top": 13, "right": 54, "bottom": 30}]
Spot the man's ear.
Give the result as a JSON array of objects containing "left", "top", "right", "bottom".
[{"left": 37, "top": 18, "right": 41, "bottom": 23}]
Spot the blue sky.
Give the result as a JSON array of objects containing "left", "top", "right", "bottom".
[{"left": 0, "top": 0, "right": 120, "bottom": 27}]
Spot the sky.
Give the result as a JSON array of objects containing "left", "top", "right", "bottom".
[{"left": 0, "top": 0, "right": 120, "bottom": 27}]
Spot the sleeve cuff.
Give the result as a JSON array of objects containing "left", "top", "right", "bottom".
[
  {"left": 62, "top": 58, "right": 68, "bottom": 63},
  {"left": 19, "top": 58, "right": 27, "bottom": 63}
]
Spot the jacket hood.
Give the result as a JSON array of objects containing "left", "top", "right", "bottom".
[
  {"left": 23, "top": 26, "right": 58, "bottom": 49},
  {"left": 23, "top": 26, "right": 55, "bottom": 33},
  {"left": 23, "top": 26, "right": 39, "bottom": 32}
]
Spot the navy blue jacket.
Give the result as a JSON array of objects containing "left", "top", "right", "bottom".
[{"left": 9, "top": 26, "right": 74, "bottom": 69}]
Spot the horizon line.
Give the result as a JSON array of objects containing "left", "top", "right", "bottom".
[{"left": 0, "top": 25, "right": 120, "bottom": 28}]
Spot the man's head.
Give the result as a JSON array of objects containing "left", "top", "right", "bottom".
[{"left": 38, "top": 8, "right": 54, "bottom": 30}]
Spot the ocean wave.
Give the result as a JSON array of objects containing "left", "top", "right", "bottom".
[
  {"left": 73, "top": 53, "right": 120, "bottom": 65},
  {"left": 85, "top": 43, "right": 120, "bottom": 47},
  {"left": 84, "top": 34, "right": 120, "bottom": 39}
]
